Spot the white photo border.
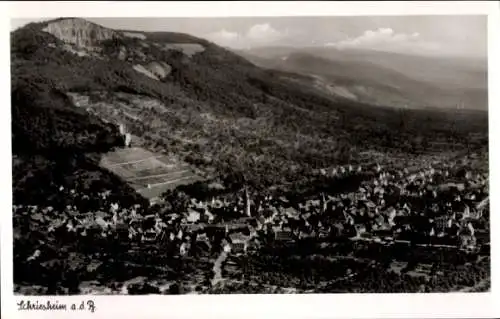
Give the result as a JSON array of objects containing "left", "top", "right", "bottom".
[{"left": 1, "top": 1, "right": 499, "bottom": 319}]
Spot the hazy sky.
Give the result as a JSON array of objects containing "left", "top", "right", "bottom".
[{"left": 11, "top": 16, "right": 487, "bottom": 57}]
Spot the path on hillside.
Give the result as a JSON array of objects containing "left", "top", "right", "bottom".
[
  {"left": 458, "top": 278, "right": 490, "bottom": 292},
  {"left": 215, "top": 278, "right": 299, "bottom": 293},
  {"left": 211, "top": 251, "right": 228, "bottom": 287},
  {"left": 303, "top": 272, "right": 359, "bottom": 293}
]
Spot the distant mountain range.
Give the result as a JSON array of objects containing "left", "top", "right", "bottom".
[{"left": 235, "top": 46, "right": 488, "bottom": 110}]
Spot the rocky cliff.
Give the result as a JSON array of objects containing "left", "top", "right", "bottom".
[{"left": 42, "top": 18, "right": 118, "bottom": 48}]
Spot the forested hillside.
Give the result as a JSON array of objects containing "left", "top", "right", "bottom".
[{"left": 11, "top": 18, "right": 488, "bottom": 204}]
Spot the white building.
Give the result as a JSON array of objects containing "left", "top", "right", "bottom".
[
  {"left": 125, "top": 133, "right": 132, "bottom": 147},
  {"left": 186, "top": 209, "right": 201, "bottom": 223},
  {"left": 229, "top": 232, "right": 249, "bottom": 254},
  {"left": 179, "top": 242, "right": 189, "bottom": 256}
]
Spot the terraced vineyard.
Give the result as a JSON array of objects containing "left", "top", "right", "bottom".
[{"left": 100, "top": 147, "right": 204, "bottom": 202}]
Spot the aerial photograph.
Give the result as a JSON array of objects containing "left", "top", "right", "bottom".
[{"left": 11, "top": 15, "right": 489, "bottom": 295}]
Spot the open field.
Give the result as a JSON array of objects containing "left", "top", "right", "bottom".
[{"left": 99, "top": 147, "right": 204, "bottom": 201}]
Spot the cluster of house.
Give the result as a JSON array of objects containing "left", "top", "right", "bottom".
[
  {"left": 14, "top": 156, "right": 489, "bottom": 263},
  {"left": 197, "top": 160, "right": 489, "bottom": 253},
  {"left": 155, "top": 158, "right": 488, "bottom": 255}
]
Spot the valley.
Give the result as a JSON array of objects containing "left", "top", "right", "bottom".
[
  {"left": 238, "top": 48, "right": 488, "bottom": 111},
  {"left": 10, "top": 17, "right": 489, "bottom": 295}
]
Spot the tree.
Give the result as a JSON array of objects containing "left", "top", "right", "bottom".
[{"left": 168, "top": 282, "right": 185, "bottom": 294}]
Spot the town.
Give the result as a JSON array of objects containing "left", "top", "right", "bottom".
[{"left": 13, "top": 149, "right": 489, "bottom": 294}]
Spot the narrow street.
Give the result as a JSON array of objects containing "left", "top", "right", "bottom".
[{"left": 211, "top": 251, "right": 228, "bottom": 287}]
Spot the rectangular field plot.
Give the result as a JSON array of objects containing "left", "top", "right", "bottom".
[
  {"left": 130, "top": 170, "right": 195, "bottom": 186},
  {"left": 99, "top": 147, "right": 204, "bottom": 201},
  {"left": 120, "top": 159, "right": 190, "bottom": 178},
  {"left": 118, "top": 157, "right": 169, "bottom": 172},
  {"left": 128, "top": 166, "right": 183, "bottom": 179},
  {"left": 137, "top": 175, "right": 203, "bottom": 199},
  {"left": 101, "top": 147, "right": 157, "bottom": 165},
  {"left": 103, "top": 165, "right": 138, "bottom": 180}
]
